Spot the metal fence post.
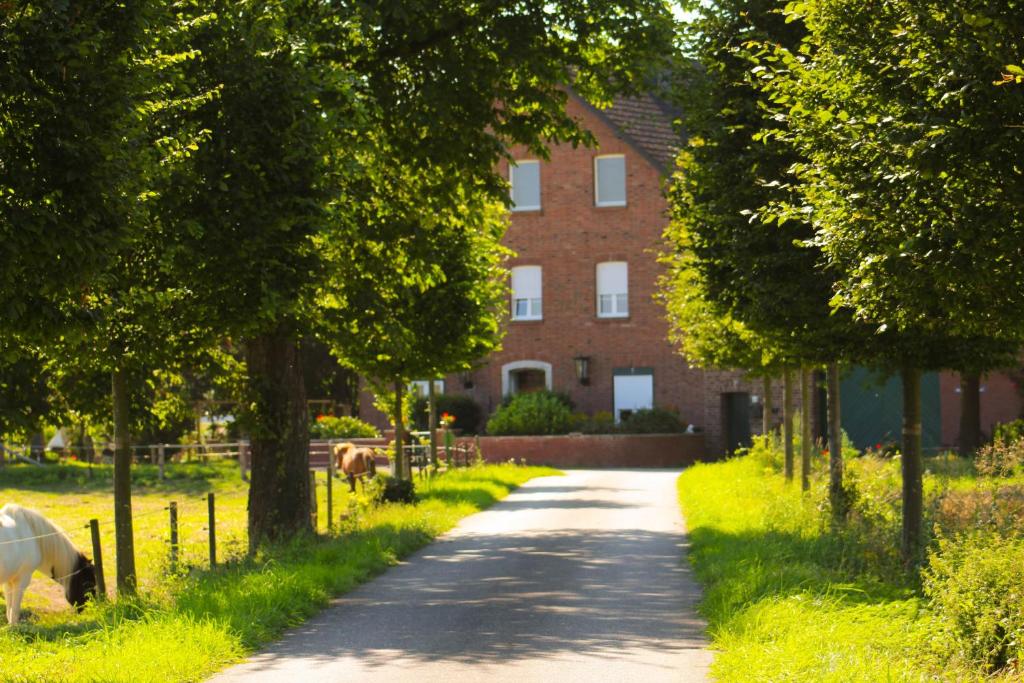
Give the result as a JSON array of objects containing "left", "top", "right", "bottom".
[{"left": 158, "top": 444, "right": 166, "bottom": 481}]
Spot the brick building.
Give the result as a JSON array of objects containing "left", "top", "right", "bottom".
[{"left": 443, "top": 92, "right": 778, "bottom": 456}]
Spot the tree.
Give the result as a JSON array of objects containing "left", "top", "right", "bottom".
[
  {"left": 163, "top": 0, "right": 679, "bottom": 543},
  {"left": 662, "top": 0, "right": 864, "bottom": 502},
  {"left": 321, "top": 166, "right": 509, "bottom": 481},
  {"left": 760, "top": 0, "right": 1024, "bottom": 561},
  {"left": 0, "top": 0, "right": 209, "bottom": 591}
]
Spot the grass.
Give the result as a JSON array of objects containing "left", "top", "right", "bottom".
[
  {"left": 0, "top": 460, "right": 559, "bottom": 682},
  {"left": 676, "top": 453, "right": 1001, "bottom": 682}
]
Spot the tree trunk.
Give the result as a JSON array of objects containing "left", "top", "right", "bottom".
[
  {"left": 393, "top": 378, "right": 406, "bottom": 481},
  {"left": 111, "top": 366, "right": 136, "bottom": 594},
  {"left": 762, "top": 375, "right": 773, "bottom": 437},
  {"left": 827, "top": 362, "right": 845, "bottom": 521},
  {"left": 783, "top": 368, "right": 794, "bottom": 481},
  {"left": 800, "top": 366, "right": 812, "bottom": 492},
  {"left": 959, "top": 372, "right": 982, "bottom": 456},
  {"left": 901, "top": 366, "right": 923, "bottom": 566},
  {"left": 428, "top": 379, "right": 438, "bottom": 468},
  {"left": 244, "top": 330, "right": 310, "bottom": 553}
]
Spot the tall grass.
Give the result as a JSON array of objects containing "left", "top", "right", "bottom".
[
  {"left": 677, "top": 450, "right": 1021, "bottom": 682},
  {"left": 0, "top": 462, "right": 558, "bottom": 682}
]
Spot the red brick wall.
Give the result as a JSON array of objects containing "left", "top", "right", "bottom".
[
  {"left": 939, "top": 370, "right": 1023, "bottom": 447},
  {"left": 475, "top": 433, "right": 707, "bottom": 468}
]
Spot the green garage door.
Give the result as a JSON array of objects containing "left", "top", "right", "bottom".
[{"left": 840, "top": 367, "right": 941, "bottom": 451}]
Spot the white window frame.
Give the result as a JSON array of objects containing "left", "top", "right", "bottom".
[
  {"left": 596, "top": 261, "right": 629, "bottom": 318},
  {"left": 408, "top": 380, "right": 445, "bottom": 398},
  {"left": 594, "top": 154, "right": 627, "bottom": 207},
  {"left": 510, "top": 265, "right": 543, "bottom": 321},
  {"left": 509, "top": 159, "right": 541, "bottom": 212}
]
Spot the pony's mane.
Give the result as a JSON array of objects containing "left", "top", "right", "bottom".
[{"left": 2, "top": 504, "right": 80, "bottom": 577}]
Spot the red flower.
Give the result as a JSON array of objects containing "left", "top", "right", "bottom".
[{"left": 316, "top": 414, "right": 327, "bottom": 422}]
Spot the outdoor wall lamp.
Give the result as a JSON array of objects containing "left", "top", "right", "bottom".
[{"left": 573, "top": 355, "right": 591, "bottom": 386}]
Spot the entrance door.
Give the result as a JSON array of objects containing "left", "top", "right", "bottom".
[
  {"left": 722, "top": 392, "right": 752, "bottom": 453},
  {"left": 511, "top": 369, "right": 547, "bottom": 394},
  {"left": 614, "top": 372, "right": 653, "bottom": 422}
]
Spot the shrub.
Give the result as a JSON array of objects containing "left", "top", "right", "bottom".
[
  {"left": 309, "top": 415, "right": 379, "bottom": 439},
  {"left": 994, "top": 419, "right": 1024, "bottom": 446},
  {"left": 377, "top": 476, "right": 417, "bottom": 504},
  {"left": 579, "top": 410, "right": 617, "bottom": 434},
  {"left": 925, "top": 533, "right": 1024, "bottom": 672},
  {"left": 486, "top": 391, "right": 574, "bottom": 435},
  {"left": 975, "top": 437, "right": 1024, "bottom": 478},
  {"left": 618, "top": 408, "right": 686, "bottom": 434},
  {"left": 411, "top": 394, "right": 484, "bottom": 434}
]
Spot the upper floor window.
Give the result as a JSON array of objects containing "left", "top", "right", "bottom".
[
  {"left": 511, "top": 265, "right": 542, "bottom": 320},
  {"left": 594, "top": 154, "right": 627, "bottom": 207},
  {"left": 510, "top": 160, "right": 541, "bottom": 211},
  {"left": 597, "top": 261, "right": 629, "bottom": 317}
]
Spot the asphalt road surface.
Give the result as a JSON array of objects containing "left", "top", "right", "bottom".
[{"left": 210, "top": 469, "right": 712, "bottom": 682}]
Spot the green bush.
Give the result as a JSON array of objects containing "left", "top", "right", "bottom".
[
  {"left": 411, "top": 394, "right": 484, "bottom": 434},
  {"left": 574, "top": 410, "right": 616, "bottom": 434},
  {"left": 618, "top": 407, "right": 686, "bottom": 434},
  {"left": 994, "top": 419, "right": 1024, "bottom": 446},
  {"left": 924, "top": 533, "right": 1024, "bottom": 673},
  {"left": 378, "top": 476, "right": 417, "bottom": 504},
  {"left": 309, "top": 415, "right": 379, "bottom": 439},
  {"left": 486, "top": 391, "right": 573, "bottom": 435}
]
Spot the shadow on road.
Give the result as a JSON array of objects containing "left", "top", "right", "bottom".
[{"left": 247, "top": 526, "right": 707, "bottom": 670}]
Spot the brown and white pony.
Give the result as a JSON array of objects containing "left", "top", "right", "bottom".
[
  {"left": 0, "top": 504, "right": 97, "bottom": 625},
  {"left": 332, "top": 442, "right": 378, "bottom": 492}
]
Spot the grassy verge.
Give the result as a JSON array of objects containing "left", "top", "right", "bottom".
[
  {"left": 679, "top": 438, "right": 1024, "bottom": 683},
  {"left": 678, "top": 453, "right": 991, "bottom": 682},
  {"left": 0, "top": 462, "right": 559, "bottom": 682}
]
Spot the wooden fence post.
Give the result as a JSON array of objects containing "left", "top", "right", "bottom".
[
  {"left": 207, "top": 493, "right": 216, "bottom": 568},
  {"left": 89, "top": 519, "right": 106, "bottom": 599},
  {"left": 239, "top": 440, "right": 249, "bottom": 481},
  {"left": 326, "top": 465, "right": 333, "bottom": 533},
  {"left": 168, "top": 501, "right": 179, "bottom": 573},
  {"left": 309, "top": 471, "right": 318, "bottom": 531},
  {"left": 158, "top": 444, "right": 166, "bottom": 481}
]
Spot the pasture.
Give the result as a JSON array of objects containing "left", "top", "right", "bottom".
[{"left": 0, "top": 460, "right": 558, "bottom": 682}]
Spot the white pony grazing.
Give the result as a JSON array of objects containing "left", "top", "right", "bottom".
[{"left": 0, "top": 504, "right": 98, "bottom": 625}]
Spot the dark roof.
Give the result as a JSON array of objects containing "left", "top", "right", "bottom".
[{"left": 573, "top": 91, "right": 681, "bottom": 171}]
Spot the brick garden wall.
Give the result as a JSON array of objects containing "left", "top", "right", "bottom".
[{"left": 473, "top": 433, "right": 708, "bottom": 468}]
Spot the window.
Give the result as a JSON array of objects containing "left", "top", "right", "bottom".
[
  {"left": 596, "top": 261, "right": 628, "bottom": 317},
  {"left": 510, "top": 265, "right": 542, "bottom": 320},
  {"left": 408, "top": 380, "right": 445, "bottom": 398},
  {"left": 613, "top": 368, "right": 654, "bottom": 423},
  {"left": 509, "top": 160, "right": 541, "bottom": 211},
  {"left": 594, "top": 155, "right": 626, "bottom": 207}
]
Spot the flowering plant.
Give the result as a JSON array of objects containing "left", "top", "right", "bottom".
[{"left": 440, "top": 412, "right": 456, "bottom": 428}]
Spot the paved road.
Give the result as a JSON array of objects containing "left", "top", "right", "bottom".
[{"left": 210, "top": 469, "right": 712, "bottom": 682}]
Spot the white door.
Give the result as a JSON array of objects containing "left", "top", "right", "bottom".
[{"left": 614, "top": 374, "right": 653, "bottom": 422}]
